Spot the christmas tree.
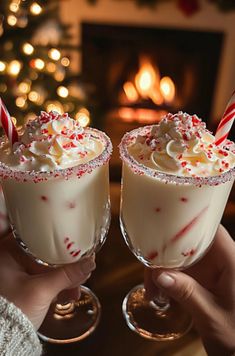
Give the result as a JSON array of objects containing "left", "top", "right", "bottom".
[{"left": 0, "top": 0, "right": 90, "bottom": 127}]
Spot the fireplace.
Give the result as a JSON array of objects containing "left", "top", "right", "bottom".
[{"left": 81, "top": 22, "right": 224, "bottom": 180}]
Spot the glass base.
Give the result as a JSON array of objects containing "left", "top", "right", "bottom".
[
  {"left": 38, "top": 286, "right": 101, "bottom": 344},
  {"left": 122, "top": 284, "right": 192, "bottom": 341}
]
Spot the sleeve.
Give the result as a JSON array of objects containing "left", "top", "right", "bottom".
[{"left": 0, "top": 296, "right": 42, "bottom": 356}]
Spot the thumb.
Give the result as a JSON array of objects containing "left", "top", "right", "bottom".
[
  {"left": 36, "top": 255, "right": 96, "bottom": 297},
  {"left": 152, "top": 270, "right": 219, "bottom": 329}
]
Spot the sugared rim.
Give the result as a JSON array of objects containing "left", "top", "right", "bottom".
[
  {"left": 119, "top": 125, "right": 235, "bottom": 186},
  {"left": 0, "top": 127, "right": 112, "bottom": 183}
]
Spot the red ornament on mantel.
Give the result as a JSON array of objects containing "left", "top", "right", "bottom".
[{"left": 177, "top": 0, "right": 200, "bottom": 16}]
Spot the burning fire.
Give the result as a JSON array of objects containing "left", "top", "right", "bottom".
[{"left": 123, "top": 58, "right": 175, "bottom": 106}]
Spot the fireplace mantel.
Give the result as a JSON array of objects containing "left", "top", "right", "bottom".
[{"left": 60, "top": 0, "right": 235, "bottom": 122}]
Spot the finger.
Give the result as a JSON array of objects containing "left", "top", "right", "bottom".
[
  {"left": 212, "top": 225, "right": 235, "bottom": 265},
  {"left": 152, "top": 269, "right": 221, "bottom": 330},
  {"left": 184, "top": 224, "right": 235, "bottom": 290},
  {"left": 36, "top": 256, "right": 96, "bottom": 296}
]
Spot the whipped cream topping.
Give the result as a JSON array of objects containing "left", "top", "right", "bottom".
[
  {"left": 128, "top": 112, "right": 235, "bottom": 177},
  {"left": 0, "top": 111, "right": 104, "bottom": 172}
]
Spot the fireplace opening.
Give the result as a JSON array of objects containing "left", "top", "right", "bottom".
[
  {"left": 82, "top": 23, "right": 223, "bottom": 122},
  {"left": 82, "top": 22, "right": 224, "bottom": 180}
]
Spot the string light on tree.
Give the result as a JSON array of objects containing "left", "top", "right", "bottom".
[
  {"left": 22, "top": 43, "right": 34, "bottom": 55},
  {"left": 30, "top": 2, "right": 42, "bottom": 16},
  {"left": 7, "top": 15, "right": 17, "bottom": 26},
  {"left": 18, "top": 81, "right": 31, "bottom": 94},
  {"left": 46, "top": 101, "right": 63, "bottom": 114},
  {"left": 46, "top": 62, "right": 56, "bottom": 73},
  {"left": 48, "top": 48, "right": 61, "bottom": 61},
  {"left": 61, "top": 57, "right": 70, "bottom": 67},
  {"left": 9, "top": 2, "right": 20, "bottom": 13},
  {"left": 0, "top": 84, "right": 7, "bottom": 93},
  {"left": 16, "top": 96, "right": 27, "bottom": 108},
  {"left": 75, "top": 108, "right": 90, "bottom": 127},
  {"left": 35, "top": 59, "right": 45, "bottom": 70},
  {"left": 28, "top": 90, "right": 40, "bottom": 103},
  {"left": 8, "top": 60, "right": 21, "bottom": 76},
  {"left": 0, "top": 61, "right": 6, "bottom": 72},
  {"left": 57, "top": 86, "right": 69, "bottom": 98},
  {"left": 30, "top": 58, "right": 45, "bottom": 70},
  {"left": 1, "top": 0, "right": 87, "bottom": 127}
]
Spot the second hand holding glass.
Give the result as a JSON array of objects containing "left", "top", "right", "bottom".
[{"left": 119, "top": 112, "right": 235, "bottom": 341}]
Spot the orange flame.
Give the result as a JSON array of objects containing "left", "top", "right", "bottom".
[
  {"left": 123, "top": 81, "right": 139, "bottom": 102},
  {"left": 122, "top": 58, "right": 175, "bottom": 106},
  {"left": 160, "top": 76, "right": 175, "bottom": 103}
]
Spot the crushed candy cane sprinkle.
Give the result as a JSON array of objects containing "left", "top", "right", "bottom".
[
  {"left": 0, "top": 111, "right": 112, "bottom": 182},
  {"left": 128, "top": 112, "right": 235, "bottom": 177}
]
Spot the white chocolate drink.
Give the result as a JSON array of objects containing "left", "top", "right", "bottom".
[
  {"left": 120, "top": 112, "right": 235, "bottom": 269},
  {"left": 0, "top": 111, "right": 112, "bottom": 265}
]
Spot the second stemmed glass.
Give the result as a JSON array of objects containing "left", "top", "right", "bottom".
[
  {"left": 119, "top": 125, "right": 234, "bottom": 341},
  {"left": 0, "top": 127, "right": 112, "bottom": 344}
]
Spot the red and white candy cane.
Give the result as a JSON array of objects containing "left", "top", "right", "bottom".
[
  {"left": 0, "top": 97, "right": 18, "bottom": 145},
  {"left": 215, "top": 90, "right": 235, "bottom": 146}
]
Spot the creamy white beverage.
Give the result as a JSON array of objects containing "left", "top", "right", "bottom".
[
  {"left": 120, "top": 112, "right": 235, "bottom": 268},
  {"left": 0, "top": 111, "right": 112, "bottom": 265}
]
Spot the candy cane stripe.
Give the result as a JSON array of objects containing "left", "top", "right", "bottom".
[
  {"left": 215, "top": 133, "right": 228, "bottom": 146},
  {"left": 222, "top": 102, "right": 235, "bottom": 119},
  {"left": 217, "top": 111, "right": 235, "bottom": 131},
  {"left": 0, "top": 97, "right": 18, "bottom": 145},
  {"left": 215, "top": 91, "right": 235, "bottom": 146}
]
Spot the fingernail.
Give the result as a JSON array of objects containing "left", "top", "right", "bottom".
[{"left": 155, "top": 272, "right": 175, "bottom": 288}]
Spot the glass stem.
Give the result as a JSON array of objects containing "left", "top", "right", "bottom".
[
  {"left": 53, "top": 300, "right": 76, "bottom": 320},
  {"left": 152, "top": 287, "right": 170, "bottom": 312},
  {"left": 54, "top": 287, "right": 79, "bottom": 319}
]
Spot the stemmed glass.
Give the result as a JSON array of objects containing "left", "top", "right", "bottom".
[
  {"left": 119, "top": 126, "right": 234, "bottom": 341},
  {"left": 0, "top": 127, "right": 112, "bottom": 344}
]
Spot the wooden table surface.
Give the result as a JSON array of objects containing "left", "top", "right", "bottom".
[{"left": 42, "top": 184, "right": 208, "bottom": 356}]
